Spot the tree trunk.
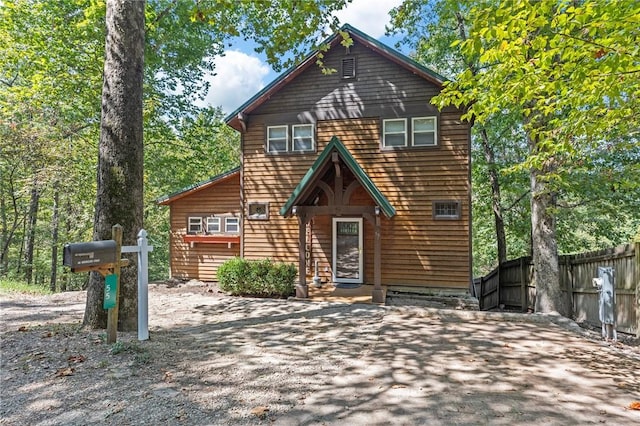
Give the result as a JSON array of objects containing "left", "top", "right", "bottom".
[
  {"left": 0, "top": 192, "right": 7, "bottom": 276},
  {"left": 83, "top": 0, "right": 145, "bottom": 330},
  {"left": 454, "top": 13, "right": 508, "bottom": 266},
  {"left": 529, "top": 145, "right": 570, "bottom": 316},
  {"left": 24, "top": 177, "right": 40, "bottom": 285},
  {"left": 478, "top": 126, "right": 507, "bottom": 264},
  {"left": 49, "top": 185, "right": 59, "bottom": 292},
  {"left": 0, "top": 180, "right": 25, "bottom": 276},
  {"left": 61, "top": 198, "right": 71, "bottom": 292}
]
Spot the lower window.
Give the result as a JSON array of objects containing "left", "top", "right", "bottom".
[
  {"left": 188, "top": 217, "right": 202, "bottom": 233},
  {"left": 433, "top": 201, "right": 461, "bottom": 220},
  {"left": 225, "top": 217, "right": 239, "bottom": 233},
  {"left": 248, "top": 202, "right": 269, "bottom": 220}
]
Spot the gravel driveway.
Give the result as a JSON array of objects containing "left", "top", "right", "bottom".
[{"left": 1, "top": 283, "right": 639, "bottom": 425}]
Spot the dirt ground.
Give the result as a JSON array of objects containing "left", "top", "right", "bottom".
[{"left": 1, "top": 280, "right": 639, "bottom": 425}]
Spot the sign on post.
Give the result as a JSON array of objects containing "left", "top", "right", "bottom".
[{"left": 104, "top": 273, "right": 118, "bottom": 309}]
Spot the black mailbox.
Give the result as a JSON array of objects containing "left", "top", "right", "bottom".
[{"left": 63, "top": 240, "right": 117, "bottom": 271}]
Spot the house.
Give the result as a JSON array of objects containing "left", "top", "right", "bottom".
[
  {"left": 157, "top": 168, "right": 241, "bottom": 281},
  {"left": 160, "top": 24, "right": 471, "bottom": 301}
]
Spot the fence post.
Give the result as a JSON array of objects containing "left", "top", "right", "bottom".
[
  {"left": 137, "top": 229, "right": 150, "bottom": 341},
  {"left": 496, "top": 265, "right": 501, "bottom": 308},
  {"left": 564, "top": 255, "right": 574, "bottom": 318},
  {"left": 635, "top": 241, "right": 640, "bottom": 339},
  {"left": 520, "top": 257, "right": 527, "bottom": 312}
]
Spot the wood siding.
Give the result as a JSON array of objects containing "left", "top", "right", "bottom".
[
  {"left": 241, "top": 40, "right": 470, "bottom": 290},
  {"left": 168, "top": 174, "right": 240, "bottom": 281}
]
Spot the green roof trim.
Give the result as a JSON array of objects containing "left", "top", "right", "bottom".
[
  {"left": 156, "top": 166, "right": 240, "bottom": 205},
  {"left": 280, "top": 136, "right": 396, "bottom": 218},
  {"left": 225, "top": 23, "right": 447, "bottom": 129}
]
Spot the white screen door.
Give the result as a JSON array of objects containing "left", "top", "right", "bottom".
[{"left": 332, "top": 218, "right": 363, "bottom": 284}]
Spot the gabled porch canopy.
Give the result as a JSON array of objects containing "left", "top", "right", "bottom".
[
  {"left": 280, "top": 136, "right": 396, "bottom": 219},
  {"left": 281, "top": 136, "right": 395, "bottom": 303}
]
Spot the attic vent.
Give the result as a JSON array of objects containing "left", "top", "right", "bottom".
[{"left": 341, "top": 57, "right": 356, "bottom": 79}]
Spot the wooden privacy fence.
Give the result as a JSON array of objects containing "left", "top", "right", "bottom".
[{"left": 473, "top": 242, "right": 640, "bottom": 336}]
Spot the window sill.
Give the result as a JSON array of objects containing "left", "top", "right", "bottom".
[
  {"left": 265, "top": 150, "right": 317, "bottom": 156},
  {"left": 380, "top": 144, "right": 439, "bottom": 151},
  {"left": 183, "top": 234, "right": 240, "bottom": 248}
]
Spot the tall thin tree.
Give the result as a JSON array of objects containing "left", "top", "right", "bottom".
[
  {"left": 24, "top": 175, "right": 39, "bottom": 284},
  {"left": 49, "top": 184, "right": 59, "bottom": 292},
  {"left": 83, "top": 0, "right": 145, "bottom": 330}
]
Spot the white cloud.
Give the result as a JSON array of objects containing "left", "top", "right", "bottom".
[
  {"left": 333, "top": 0, "right": 404, "bottom": 38},
  {"left": 198, "top": 50, "right": 270, "bottom": 114}
]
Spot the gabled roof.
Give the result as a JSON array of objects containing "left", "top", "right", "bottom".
[
  {"left": 225, "top": 24, "right": 447, "bottom": 131},
  {"left": 156, "top": 167, "right": 240, "bottom": 205},
  {"left": 280, "top": 136, "right": 396, "bottom": 218}
]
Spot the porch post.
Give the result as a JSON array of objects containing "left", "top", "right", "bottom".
[
  {"left": 296, "top": 212, "right": 308, "bottom": 298},
  {"left": 372, "top": 214, "right": 384, "bottom": 303}
]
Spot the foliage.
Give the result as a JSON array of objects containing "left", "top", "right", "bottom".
[
  {"left": 217, "top": 258, "right": 297, "bottom": 298},
  {"left": 389, "top": 0, "right": 530, "bottom": 273},
  {"left": 390, "top": 0, "right": 640, "bottom": 277},
  {"left": 434, "top": 0, "right": 639, "bottom": 163},
  {"left": 191, "top": 0, "right": 351, "bottom": 73},
  {"left": 433, "top": 0, "right": 640, "bottom": 238},
  {"left": 427, "top": 0, "right": 639, "bottom": 313},
  {"left": 1, "top": 0, "right": 350, "bottom": 289}
]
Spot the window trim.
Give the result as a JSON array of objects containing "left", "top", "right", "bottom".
[
  {"left": 248, "top": 202, "right": 269, "bottom": 220},
  {"left": 292, "top": 124, "right": 315, "bottom": 152},
  {"left": 206, "top": 216, "right": 221, "bottom": 233},
  {"left": 433, "top": 200, "right": 461, "bottom": 220},
  {"left": 225, "top": 217, "right": 240, "bottom": 233},
  {"left": 412, "top": 116, "right": 438, "bottom": 147},
  {"left": 382, "top": 118, "right": 408, "bottom": 148},
  {"left": 381, "top": 116, "right": 439, "bottom": 149},
  {"left": 187, "top": 216, "right": 203, "bottom": 234},
  {"left": 266, "top": 125, "right": 289, "bottom": 153}
]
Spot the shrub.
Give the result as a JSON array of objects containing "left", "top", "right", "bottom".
[{"left": 217, "top": 257, "right": 296, "bottom": 298}]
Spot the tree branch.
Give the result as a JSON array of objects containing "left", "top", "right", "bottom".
[{"left": 503, "top": 190, "right": 531, "bottom": 212}]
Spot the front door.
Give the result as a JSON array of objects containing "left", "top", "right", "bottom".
[{"left": 332, "top": 218, "right": 363, "bottom": 284}]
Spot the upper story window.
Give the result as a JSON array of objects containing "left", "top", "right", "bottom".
[
  {"left": 412, "top": 117, "right": 437, "bottom": 146},
  {"left": 292, "top": 124, "right": 314, "bottom": 151},
  {"left": 267, "top": 125, "right": 288, "bottom": 153},
  {"left": 382, "top": 116, "right": 438, "bottom": 149},
  {"left": 383, "top": 119, "right": 407, "bottom": 147},
  {"left": 266, "top": 124, "right": 315, "bottom": 154}
]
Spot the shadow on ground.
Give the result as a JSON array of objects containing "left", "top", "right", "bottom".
[{"left": 1, "top": 293, "right": 639, "bottom": 425}]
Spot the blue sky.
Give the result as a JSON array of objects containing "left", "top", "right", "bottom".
[{"left": 197, "top": 0, "right": 407, "bottom": 114}]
